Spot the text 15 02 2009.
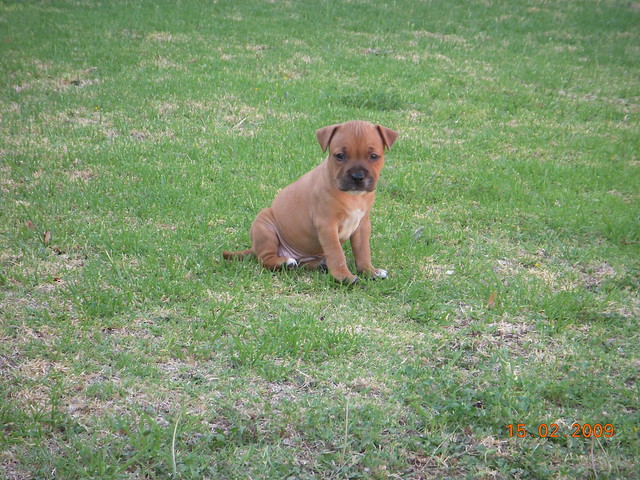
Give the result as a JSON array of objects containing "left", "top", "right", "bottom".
[{"left": 506, "top": 423, "right": 615, "bottom": 438}]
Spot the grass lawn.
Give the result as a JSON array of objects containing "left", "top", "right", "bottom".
[{"left": 1, "top": 0, "right": 639, "bottom": 478}]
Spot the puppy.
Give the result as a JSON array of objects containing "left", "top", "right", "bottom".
[{"left": 223, "top": 120, "right": 398, "bottom": 283}]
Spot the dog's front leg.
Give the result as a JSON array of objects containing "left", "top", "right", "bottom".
[
  {"left": 351, "top": 214, "right": 387, "bottom": 279},
  {"left": 316, "top": 221, "right": 358, "bottom": 283}
]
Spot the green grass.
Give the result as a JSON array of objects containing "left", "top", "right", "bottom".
[{"left": 1, "top": 0, "right": 639, "bottom": 478}]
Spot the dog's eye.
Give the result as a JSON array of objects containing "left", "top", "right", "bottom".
[
  {"left": 370, "top": 153, "right": 379, "bottom": 161},
  {"left": 334, "top": 153, "right": 346, "bottom": 161}
]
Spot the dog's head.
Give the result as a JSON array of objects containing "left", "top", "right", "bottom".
[{"left": 316, "top": 121, "right": 398, "bottom": 194}]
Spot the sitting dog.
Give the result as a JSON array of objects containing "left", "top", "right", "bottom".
[{"left": 223, "top": 120, "right": 398, "bottom": 283}]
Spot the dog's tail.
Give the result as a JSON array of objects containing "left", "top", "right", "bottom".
[{"left": 222, "top": 249, "right": 254, "bottom": 261}]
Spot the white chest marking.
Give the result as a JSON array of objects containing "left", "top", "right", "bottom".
[{"left": 339, "top": 209, "right": 366, "bottom": 241}]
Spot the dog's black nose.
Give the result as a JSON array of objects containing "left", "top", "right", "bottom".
[{"left": 350, "top": 171, "right": 366, "bottom": 183}]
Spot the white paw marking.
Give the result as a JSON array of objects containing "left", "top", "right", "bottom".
[
  {"left": 285, "top": 258, "right": 298, "bottom": 268},
  {"left": 375, "top": 269, "right": 388, "bottom": 279}
]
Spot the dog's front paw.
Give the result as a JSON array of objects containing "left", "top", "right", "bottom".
[
  {"left": 373, "top": 268, "right": 388, "bottom": 279},
  {"left": 331, "top": 272, "right": 359, "bottom": 284},
  {"left": 358, "top": 267, "right": 388, "bottom": 279}
]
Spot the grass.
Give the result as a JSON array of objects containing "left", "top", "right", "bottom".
[{"left": 1, "top": 0, "right": 639, "bottom": 478}]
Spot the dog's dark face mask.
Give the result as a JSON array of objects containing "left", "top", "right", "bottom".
[{"left": 338, "top": 164, "right": 376, "bottom": 193}]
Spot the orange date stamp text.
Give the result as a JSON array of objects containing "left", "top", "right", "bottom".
[{"left": 506, "top": 423, "right": 615, "bottom": 438}]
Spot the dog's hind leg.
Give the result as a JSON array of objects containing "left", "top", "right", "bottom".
[{"left": 250, "top": 209, "right": 298, "bottom": 270}]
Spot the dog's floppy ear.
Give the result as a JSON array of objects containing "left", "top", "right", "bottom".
[
  {"left": 376, "top": 125, "right": 398, "bottom": 150},
  {"left": 316, "top": 123, "right": 341, "bottom": 152}
]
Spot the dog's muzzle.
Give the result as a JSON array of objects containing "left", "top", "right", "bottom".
[{"left": 340, "top": 167, "right": 374, "bottom": 192}]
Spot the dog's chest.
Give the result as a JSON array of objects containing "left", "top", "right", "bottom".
[{"left": 339, "top": 209, "right": 366, "bottom": 242}]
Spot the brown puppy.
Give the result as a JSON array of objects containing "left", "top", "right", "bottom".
[{"left": 223, "top": 120, "right": 398, "bottom": 283}]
